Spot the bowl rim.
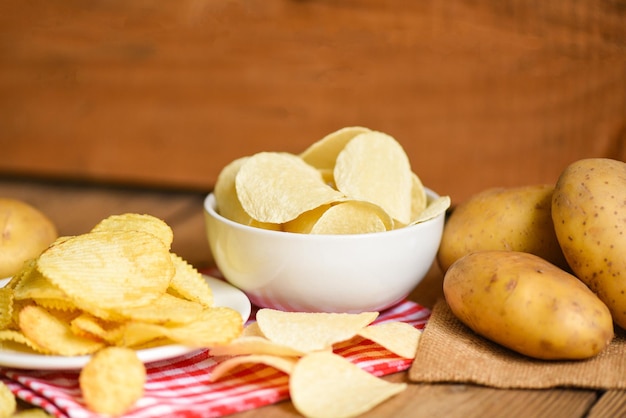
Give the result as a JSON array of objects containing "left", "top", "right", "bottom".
[{"left": 204, "top": 188, "right": 444, "bottom": 241}]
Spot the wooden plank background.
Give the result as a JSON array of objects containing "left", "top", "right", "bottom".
[{"left": 0, "top": 0, "right": 625, "bottom": 203}]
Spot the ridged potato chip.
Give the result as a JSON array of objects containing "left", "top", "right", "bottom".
[
  {"left": 19, "top": 305, "right": 104, "bottom": 355},
  {"left": 236, "top": 152, "right": 344, "bottom": 224},
  {"left": 168, "top": 253, "right": 213, "bottom": 307},
  {"left": 37, "top": 230, "right": 175, "bottom": 312},
  {"left": 256, "top": 309, "right": 378, "bottom": 352},
  {"left": 290, "top": 352, "right": 407, "bottom": 418},
  {"left": 91, "top": 213, "right": 174, "bottom": 250},
  {"left": 334, "top": 131, "right": 413, "bottom": 224},
  {"left": 79, "top": 347, "right": 146, "bottom": 416},
  {"left": 0, "top": 288, "right": 13, "bottom": 329}
]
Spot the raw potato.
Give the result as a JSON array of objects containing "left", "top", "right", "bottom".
[
  {"left": 443, "top": 251, "right": 614, "bottom": 360},
  {"left": 0, "top": 199, "right": 57, "bottom": 279},
  {"left": 552, "top": 158, "right": 626, "bottom": 329},
  {"left": 437, "top": 185, "right": 569, "bottom": 273}
]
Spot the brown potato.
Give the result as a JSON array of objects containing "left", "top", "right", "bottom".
[
  {"left": 437, "top": 185, "right": 568, "bottom": 273},
  {"left": 0, "top": 198, "right": 57, "bottom": 278},
  {"left": 443, "top": 251, "right": 614, "bottom": 360},
  {"left": 552, "top": 158, "right": 626, "bottom": 329}
]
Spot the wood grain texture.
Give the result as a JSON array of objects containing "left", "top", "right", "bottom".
[{"left": 1, "top": 0, "right": 625, "bottom": 202}]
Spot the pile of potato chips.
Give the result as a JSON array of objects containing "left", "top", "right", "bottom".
[
  {"left": 209, "top": 308, "right": 422, "bottom": 418},
  {"left": 215, "top": 127, "right": 450, "bottom": 234},
  {"left": 0, "top": 213, "right": 243, "bottom": 415}
]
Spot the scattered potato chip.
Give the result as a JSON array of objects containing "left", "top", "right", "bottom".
[
  {"left": 334, "top": 132, "right": 413, "bottom": 225},
  {"left": 209, "top": 335, "right": 305, "bottom": 357},
  {"left": 300, "top": 126, "right": 371, "bottom": 171},
  {"left": 235, "top": 152, "right": 344, "bottom": 224},
  {"left": 357, "top": 321, "right": 422, "bottom": 358},
  {"left": 79, "top": 347, "right": 146, "bottom": 416},
  {"left": 256, "top": 309, "right": 378, "bottom": 352},
  {"left": 19, "top": 305, "right": 104, "bottom": 356},
  {"left": 290, "top": 351, "right": 407, "bottom": 418},
  {"left": 241, "top": 321, "right": 264, "bottom": 337},
  {"left": 91, "top": 213, "right": 174, "bottom": 250},
  {"left": 37, "top": 230, "right": 175, "bottom": 312},
  {"left": 210, "top": 354, "right": 298, "bottom": 381},
  {"left": 0, "top": 380, "right": 16, "bottom": 418}
]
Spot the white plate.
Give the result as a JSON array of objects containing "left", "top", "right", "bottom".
[{"left": 0, "top": 275, "right": 251, "bottom": 370}]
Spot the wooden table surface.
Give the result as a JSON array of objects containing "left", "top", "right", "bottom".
[{"left": 2, "top": 176, "right": 624, "bottom": 418}]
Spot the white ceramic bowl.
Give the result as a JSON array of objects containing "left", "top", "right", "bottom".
[{"left": 204, "top": 189, "right": 445, "bottom": 313}]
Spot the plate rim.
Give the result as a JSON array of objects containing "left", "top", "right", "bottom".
[{"left": 0, "top": 274, "right": 251, "bottom": 370}]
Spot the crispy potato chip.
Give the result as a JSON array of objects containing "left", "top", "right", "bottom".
[
  {"left": 116, "top": 293, "right": 204, "bottom": 325},
  {"left": 0, "top": 381, "right": 16, "bottom": 418},
  {"left": 334, "top": 131, "right": 412, "bottom": 224},
  {"left": 357, "top": 321, "right": 421, "bottom": 358},
  {"left": 91, "top": 213, "right": 174, "bottom": 250},
  {"left": 410, "top": 195, "right": 451, "bottom": 225},
  {"left": 70, "top": 313, "right": 124, "bottom": 344},
  {"left": 120, "top": 307, "right": 243, "bottom": 348},
  {"left": 410, "top": 172, "right": 428, "bottom": 221},
  {"left": 310, "top": 201, "right": 390, "bottom": 235},
  {"left": 300, "top": 126, "right": 371, "bottom": 171},
  {"left": 290, "top": 351, "right": 407, "bottom": 418},
  {"left": 209, "top": 335, "right": 304, "bottom": 357},
  {"left": 0, "top": 329, "right": 49, "bottom": 353},
  {"left": 282, "top": 204, "right": 332, "bottom": 234},
  {"left": 168, "top": 253, "right": 213, "bottom": 307},
  {"left": 13, "top": 408, "right": 55, "bottom": 418},
  {"left": 236, "top": 152, "right": 344, "bottom": 223},
  {"left": 210, "top": 354, "right": 298, "bottom": 381},
  {"left": 256, "top": 309, "right": 378, "bottom": 352},
  {"left": 37, "top": 230, "right": 175, "bottom": 311},
  {"left": 242, "top": 321, "right": 264, "bottom": 337},
  {"left": 13, "top": 265, "right": 67, "bottom": 302},
  {"left": 214, "top": 156, "right": 253, "bottom": 225},
  {"left": 0, "top": 288, "right": 13, "bottom": 329},
  {"left": 19, "top": 305, "right": 103, "bottom": 355},
  {"left": 79, "top": 347, "right": 146, "bottom": 416}
]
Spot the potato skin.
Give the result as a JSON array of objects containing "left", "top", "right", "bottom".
[
  {"left": 443, "top": 251, "right": 614, "bottom": 360},
  {"left": 0, "top": 198, "right": 58, "bottom": 278},
  {"left": 552, "top": 158, "right": 626, "bottom": 329},
  {"left": 437, "top": 185, "right": 569, "bottom": 273}
]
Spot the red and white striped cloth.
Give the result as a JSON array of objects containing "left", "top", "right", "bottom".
[{"left": 1, "top": 301, "right": 430, "bottom": 418}]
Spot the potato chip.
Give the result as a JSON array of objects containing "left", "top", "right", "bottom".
[
  {"left": 411, "top": 195, "right": 451, "bottom": 225},
  {"left": 12, "top": 265, "right": 67, "bottom": 302},
  {"left": 210, "top": 354, "right": 298, "bottom": 381},
  {"left": 214, "top": 156, "right": 253, "bottom": 225},
  {"left": 256, "top": 309, "right": 378, "bottom": 352},
  {"left": 300, "top": 126, "right": 371, "bottom": 171},
  {"left": 209, "top": 335, "right": 304, "bottom": 357},
  {"left": 168, "top": 253, "right": 213, "bottom": 307},
  {"left": 290, "top": 351, "right": 407, "bottom": 418},
  {"left": 79, "top": 347, "right": 146, "bottom": 416},
  {"left": 19, "top": 305, "right": 103, "bottom": 355},
  {"left": 334, "top": 131, "right": 413, "bottom": 224},
  {"left": 70, "top": 313, "right": 124, "bottom": 344},
  {"left": 13, "top": 408, "right": 55, "bottom": 418},
  {"left": 212, "top": 355, "right": 292, "bottom": 378},
  {"left": 0, "top": 288, "right": 13, "bottom": 329},
  {"left": 410, "top": 172, "right": 428, "bottom": 221},
  {"left": 358, "top": 321, "right": 421, "bottom": 358},
  {"left": 310, "top": 201, "right": 390, "bottom": 235},
  {"left": 0, "top": 381, "right": 16, "bottom": 418},
  {"left": 91, "top": 213, "right": 174, "bottom": 250},
  {"left": 241, "top": 321, "right": 264, "bottom": 337},
  {"left": 120, "top": 306, "right": 243, "bottom": 348},
  {"left": 282, "top": 204, "right": 331, "bottom": 234},
  {"left": 37, "top": 230, "right": 175, "bottom": 311},
  {"left": 0, "top": 329, "right": 49, "bottom": 353},
  {"left": 235, "top": 152, "right": 344, "bottom": 223}
]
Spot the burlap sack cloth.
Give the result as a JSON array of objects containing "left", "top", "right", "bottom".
[{"left": 409, "top": 299, "right": 626, "bottom": 389}]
